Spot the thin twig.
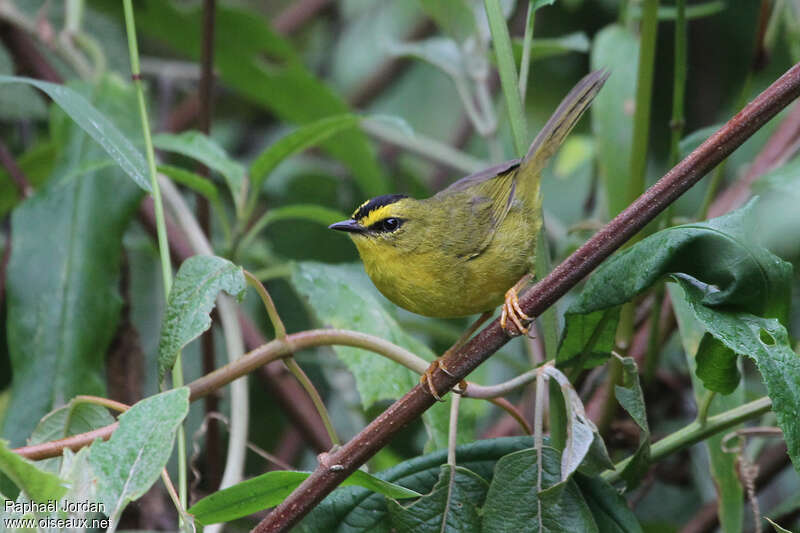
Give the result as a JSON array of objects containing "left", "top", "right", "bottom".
[{"left": 256, "top": 62, "right": 800, "bottom": 533}]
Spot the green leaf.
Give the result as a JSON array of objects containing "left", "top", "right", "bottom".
[
  {"left": 158, "top": 256, "right": 247, "bottom": 383},
  {"left": 0, "top": 75, "right": 150, "bottom": 192},
  {"left": 250, "top": 114, "right": 360, "bottom": 194},
  {"left": 289, "top": 262, "right": 424, "bottom": 405},
  {"left": 556, "top": 307, "right": 620, "bottom": 369},
  {"left": 289, "top": 261, "right": 458, "bottom": 450},
  {"left": 559, "top": 202, "right": 793, "bottom": 373},
  {"left": 510, "top": 32, "right": 591, "bottom": 66},
  {"left": 673, "top": 280, "right": 800, "bottom": 475},
  {"left": 614, "top": 356, "right": 651, "bottom": 490},
  {"left": 542, "top": 366, "right": 611, "bottom": 481},
  {"left": 531, "top": 0, "right": 558, "bottom": 10},
  {"left": 556, "top": 202, "right": 800, "bottom": 475},
  {"left": 189, "top": 469, "right": 420, "bottom": 526},
  {"left": 695, "top": 334, "right": 740, "bottom": 395},
  {"left": 28, "top": 402, "right": 116, "bottom": 473},
  {"left": 577, "top": 474, "right": 643, "bottom": 533},
  {"left": 591, "top": 25, "right": 638, "bottom": 217},
  {"left": 0, "top": 439, "right": 67, "bottom": 503},
  {"left": 481, "top": 447, "right": 598, "bottom": 532},
  {"left": 298, "top": 436, "right": 533, "bottom": 533},
  {"left": 153, "top": 131, "right": 246, "bottom": 211},
  {"left": 89, "top": 388, "right": 190, "bottom": 524},
  {"left": 157, "top": 164, "right": 219, "bottom": 203},
  {"left": 2, "top": 78, "right": 143, "bottom": 446},
  {"left": 387, "top": 465, "right": 488, "bottom": 532},
  {"left": 101, "top": 0, "right": 388, "bottom": 197},
  {"left": 417, "top": 0, "right": 476, "bottom": 42},
  {"left": 670, "top": 285, "right": 744, "bottom": 533}
]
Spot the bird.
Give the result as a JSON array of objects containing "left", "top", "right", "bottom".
[{"left": 329, "top": 70, "right": 609, "bottom": 400}]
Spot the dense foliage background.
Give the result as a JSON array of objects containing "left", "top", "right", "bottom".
[{"left": 1, "top": 0, "right": 800, "bottom": 532}]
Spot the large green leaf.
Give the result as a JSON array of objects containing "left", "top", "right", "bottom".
[
  {"left": 189, "top": 469, "right": 419, "bottom": 526},
  {"left": 558, "top": 203, "right": 793, "bottom": 372},
  {"left": 674, "top": 280, "right": 800, "bottom": 474},
  {"left": 2, "top": 78, "right": 143, "bottom": 446},
  {"left": 590, "top": 25, "right": 638, "bottom": 217},
  {"left": 158, "top": 255, "right": 246, "bottom": 383},
  {"left": 387, "top": 465, "right": 488, "bottom": 532},
  {"left": 290, "top": 262, "right": 424, "bottom": 406},
  {"left": 96, "top": 0, "right": 387, "bottom": 197},
  {"left": 481, "top": 447, "right": 598, "bottom": 532},
  {"left": 88, "top": 388, "right": 189, "bottom": 525},
  {"left": 153, "top": 131, "right": 246, "bottom": 211},
  {"left": 297, "top": 436, "right": 533, "bottom": 533},
  {"left": 289, "top": 261, "right": 480, "bottom": 450},
  {"left": 0, "top": 75, "right": 150, "bottom": 192},
  {"left": 555, "top": 204, "right": 799, "bottom": 473},
  {"left": 0, "top": 439, "right": 67, "bottom": 504},
  {"left": 670, "top": 285, "right": 744, "bottom": 533}
]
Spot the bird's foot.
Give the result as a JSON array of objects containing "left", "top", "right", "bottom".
[
  {"left": 500, "top": 279, "right": 532, "bottom": 336},
  {"left": 420, "top": 358, "right": 455, "bottom": 402}
]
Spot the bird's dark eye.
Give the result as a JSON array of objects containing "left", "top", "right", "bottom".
[{"left": 379, "top": 217, "right": 401, "bottom": 232}]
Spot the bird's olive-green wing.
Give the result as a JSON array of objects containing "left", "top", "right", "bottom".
[{"left": 434, "top": 161, "right": 520, "bottom": 260}]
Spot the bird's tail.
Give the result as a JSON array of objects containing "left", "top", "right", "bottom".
[{"left": 522, "top": 70, "right": 609, "bottom": 172}]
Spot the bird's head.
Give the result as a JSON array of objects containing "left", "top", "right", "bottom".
[{"left": 328, "top": 194, "right": 420, "bottom": 258}]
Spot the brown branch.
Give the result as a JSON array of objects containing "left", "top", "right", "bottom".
[
  {"left": 13, "top": 423, "right": 118, "bottom": 461},
  {"left": 0, "top": 21, "right": 62, "bottom": 83},
  {"left": 196, "top": 0, "right": 221, "bottom": 491},
  {"left": 256, "top": 62, "right": 800, "bottom": 533}
]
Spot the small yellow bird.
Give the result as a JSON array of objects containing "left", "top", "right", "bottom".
[{"left": 330, "top": 70, "right": 608, "bottom": 398}]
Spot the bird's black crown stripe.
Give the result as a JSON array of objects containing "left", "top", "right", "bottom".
[{"left": 352, "top": 194, "right": 408, "bottom": 221}]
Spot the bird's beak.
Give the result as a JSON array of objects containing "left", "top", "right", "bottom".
[{"left": 328, "top": 219, "right": 365, "bottom": 234}]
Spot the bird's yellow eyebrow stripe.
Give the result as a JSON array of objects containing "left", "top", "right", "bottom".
[{"left": 358, "top": 205, "right": 395, "bottom": 228}]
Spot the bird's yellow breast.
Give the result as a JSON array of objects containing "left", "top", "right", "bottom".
[{"left": 351, "top": 197, "right": 539, "bottom": 317}]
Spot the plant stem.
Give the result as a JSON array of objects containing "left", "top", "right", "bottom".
[
  {"left": 244, "top": 271, "right": 287, "bottom": 340},
  {"left": 604, "top": 396, "right": 772, "bottom": 484},
  {"left": 628, "top": 0, "right": 660, "bottom": 205},
  {"left": 669, "top": 0, "right": 688, "bottom": 168},
  {"left": 447, "top": 392, "right": 461, "bottom": 466},
  {"left": 122, "top": 0, "right": 186, "bottom": 510},
  {"left": 518, "top": 2, "right": 535, "bottom": 103},
  {"left": 283, "top": 357, "right": 340, "bottom": 446},
  {"left": 483, "top": 0, "right": 528, "bottom": 156},
  {"left": 697, "top": 390, "right": 717, "bottom": 427}
]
